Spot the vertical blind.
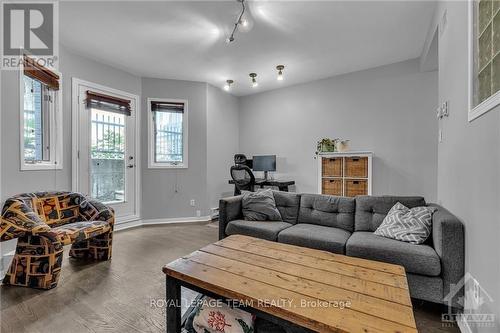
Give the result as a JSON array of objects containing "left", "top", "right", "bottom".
[{"left": 86, "top": 91, "right": 132, "bottom": 116}]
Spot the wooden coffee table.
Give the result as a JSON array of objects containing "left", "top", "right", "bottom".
[{"left": 163, "top": 235, "right": 417, "bottom": 333}]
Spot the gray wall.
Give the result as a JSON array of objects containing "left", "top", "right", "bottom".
[
  {"left": 141, "top": 78, "right": 209, "bottom": 219},
  {"left": 239, "top": 59, "right": 438, "bottom": 201},
  {"left": 206, "top": 84, "right": 239, "bottom": 210},
  {"left": 434, "top": 2, "right": 499, "bottom": 331}
]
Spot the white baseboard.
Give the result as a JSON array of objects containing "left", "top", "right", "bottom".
[
  {"left": 457, "top": 314, "right": 473, "bottom": 333},
  {"left": 114, "top": 219, "right": 143, "bottom": 231},
  {"left": 142, "top": 216, "right": 212, "bottom": 226}
]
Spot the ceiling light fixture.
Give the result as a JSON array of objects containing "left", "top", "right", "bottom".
[
  {"left": 276, "top": 65, "right": 285, "bottom": 81},
  {"left": 226, "top": 0, "right": 248, "bottom": 44},
  {"left": 224, "top": 79, "right": 234, "bottom": 91},
  {"left": 249, "top": 73, "right": 258, "bottom": 87}
]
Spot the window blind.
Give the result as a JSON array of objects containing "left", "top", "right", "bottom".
[
  {"left": 23, "top": 55, "right": 60, "bottom": 91},
  {"left": 151, "top": 101, "right": 184, "bottom": 113},
  {"left": 86, "top": 90, "right": 131, "bottom": 116}
]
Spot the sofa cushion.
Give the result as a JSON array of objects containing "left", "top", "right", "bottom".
[
  {"left": 242, "top": 189, "right": 282, "bottom": 221},
  {"left": 273, "top": 191, "right": 300, "bottom": 224},
  {"left": 346, "top": 231, "right": 441, "bottom": 276},
  {"left": 278, "top": 224, "right": 351, "bottom": 254},
  {"left": 355, "top": 196, "right": 426, "bottom": 232},
  {"left": 225, "top": 220, "right": 292, "bottom": 241},
  {"left": 298, "top": 194, "right": 355, "bottom": 232}
]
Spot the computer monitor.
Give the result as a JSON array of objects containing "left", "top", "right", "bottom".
[{"left": 253, "top": 155, "right": 276, "bottom": 179}]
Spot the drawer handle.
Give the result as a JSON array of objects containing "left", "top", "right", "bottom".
[
  {"left": 330, "top": 180, "right": 335, "bottom": 183},
  {"left": 329, "top": 158, "right": 336, "bottom": 161},
  {"left": 352, "top": 158, "right": 360, "bottom": 162},
  {"left": 353, "top": 181, "right": 359, "bottom": 184}
]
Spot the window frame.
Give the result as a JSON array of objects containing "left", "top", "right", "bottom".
[
  {"left": 19, "top": 62, "right": 63, "bottom": 171},
  {"left": 468, "top": 0, "right": 500, "bottom": 121},
  {"left": 147, "top": 97, "right": 188, "bottom": 169}
]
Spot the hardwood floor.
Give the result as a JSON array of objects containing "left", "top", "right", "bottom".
[{"left": 1, "top": 223, "right": 459, "bottom": 333}]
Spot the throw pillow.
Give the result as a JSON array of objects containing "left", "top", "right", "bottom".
[
  {"left": 374, "top": 202, "right": 437, "bottom": 244},
  {"left": 242, "top": 189, "right": 282, "bottom": 221},
  {"left": 185, "top": 297, "right": 255, "bottom": 333}
]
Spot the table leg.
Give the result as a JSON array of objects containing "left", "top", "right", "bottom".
[{"left": 166, "top": 276, "right": 181, "bottom": 333}]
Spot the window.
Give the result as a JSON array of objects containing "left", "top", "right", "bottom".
[
  {"left": 469, "top": 0, "right": 500, "bottom": 120},
  {"left": 148, "top": 99, "right": 188, "bottom": 168},
  {"left": 21, "top": 56, "right": 62, "bottom": 170}
]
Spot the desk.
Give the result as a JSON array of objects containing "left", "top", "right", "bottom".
[{"left": 228, "top": 178, "right": 295, "bottom": 192}]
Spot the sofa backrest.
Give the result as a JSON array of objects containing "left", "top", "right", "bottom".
[
  {"left": 298, "top": 194, "right": 355, "bottom": 231},
  {"left": 272, "top": 191, "right": 300, "bottom": 224},
  {"left": 355, "top": 195, "right": 426, "bottom": 231}
]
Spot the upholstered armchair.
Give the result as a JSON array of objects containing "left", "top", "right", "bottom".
[{"left": 0, "top": 191, "right": 115, "bottom": 289}]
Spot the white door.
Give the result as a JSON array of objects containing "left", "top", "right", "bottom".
[{"left": 75, "top": 81, "right": 138, "bottom": 220}]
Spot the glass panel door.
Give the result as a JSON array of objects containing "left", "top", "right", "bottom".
[{"left": 90, "top": 109, "right": 126, "bottom": 203}]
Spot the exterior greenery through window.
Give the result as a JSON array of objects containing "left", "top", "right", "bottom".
[
  {"left": 473, "top": 0, "right": 500, "bottom": 106},
  {"left": 23, "top": 75, "right": 55, "bottom": 164},
  {"left": 151, "top": 101, "right": 185, "bottom": 166}
]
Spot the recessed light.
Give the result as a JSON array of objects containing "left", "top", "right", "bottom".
[
  {"left": 276, "top": 65, "right": 285, "bottom": 81},
  {"left": 249, "top": 73, "right": 258, "bottom": 87},
  {"left": 224, "top": 79, "right": 234, "bottom": 91}
]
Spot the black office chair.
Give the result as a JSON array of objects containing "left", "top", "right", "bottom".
[
  {"left": 230, "top": 165, "right": 256, "bottom": 195},
  {"left": 234, "top": 154, "right": 248, "bottom": 165}
]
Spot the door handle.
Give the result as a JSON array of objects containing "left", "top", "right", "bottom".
[{"left": 127, "top": 164, "right": 135, "bottom": 168}]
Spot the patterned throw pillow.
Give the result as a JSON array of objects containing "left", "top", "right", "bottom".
[
  {"left": 187, "top": 297, "right": 255, "bottom": 333},
  {"left": 374, "top": 202, "right": 437, "bottom": 244}
]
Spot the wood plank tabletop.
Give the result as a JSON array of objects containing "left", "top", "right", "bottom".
[{"left": 163, "top": 234, "right": 417, "bottom": 333}]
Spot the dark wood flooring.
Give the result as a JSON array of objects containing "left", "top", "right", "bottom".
[{"left": 1, "top": 223, "right": 459, "bottom": 333}]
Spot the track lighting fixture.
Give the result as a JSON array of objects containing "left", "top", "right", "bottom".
[
  {"left": 226, "top": 0, "right": 250, "bottom": 44},
  {"left": 276, "top": 65, "right": 285, "bottom": 81},
  {"left": 249, "top": 73, "right": 258, "bottom": 87},
  {"left": 224, "top": 79, "right": 234, "bottom": 91}
]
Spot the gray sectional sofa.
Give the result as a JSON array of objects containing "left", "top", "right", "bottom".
[{"left": 219, "top": 192, "right": 464, "bottom": 306}]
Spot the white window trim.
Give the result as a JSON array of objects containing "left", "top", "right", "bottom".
[
  {"left": 468, "top": 0, "right": 500, "bottom": 122},
  {"left": 147, "top": 97, "right": 188, "bottom": 169},
  {"left": 19, "top": 62, "right": 63, "bottom": 171}
]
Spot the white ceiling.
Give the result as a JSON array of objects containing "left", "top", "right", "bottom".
[{"left": 60, "top": 1, "right": 436, "bottom": 96}]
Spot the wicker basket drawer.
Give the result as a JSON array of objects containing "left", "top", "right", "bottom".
[
  {"left": 322, "top": 178, "right": 343, "bottom": 196},
  {"left": 345, "top": 179, "right": 367, "bottom": 197},
  {"left": 322, "top": 157, "right": 343, "bottom": 177},
  {"left": 345, "top": 157, "right": 368, "bottom": 178}
]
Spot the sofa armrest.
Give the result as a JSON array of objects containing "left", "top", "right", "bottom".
[
  {"left": 429, "top": 204, "right": 464, "bottom": 300},
  {"left": 219, "top": 196, "right": 243, "bottom": 240},
  {"left": 79, "top": 197, "right": 115, "bottom": 227},
  {"left": 0, "top": 199, "right": 50, "bottom": 241}
]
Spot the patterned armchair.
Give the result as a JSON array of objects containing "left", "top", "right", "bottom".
[{"left": 0, "top": 191, "right": 114, "bottom": 289}]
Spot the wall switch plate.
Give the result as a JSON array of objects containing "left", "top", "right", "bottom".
[
  {"left": 439, "top": 129, "right": 443, "bottom": 143},
  {"left": 190, "top": 199, "right": 196, "bottom": 207},
  {"left": 196, "top": 210, "right": 201, "bottom": 217}
]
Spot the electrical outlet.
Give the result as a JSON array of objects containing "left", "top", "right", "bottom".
[
  {"left": 196, "top": 210, "right": 201, "bottom": 217},
  {"left": 190, "top": 199, "right": 196, "bottom": 207}
]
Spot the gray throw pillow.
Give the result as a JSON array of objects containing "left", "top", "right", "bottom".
[
  {"left": 242, "top": 189, "right": 282, "bottom": 221},
  {"left": 374, "top": 202, "right": 437, "bottom": 244}
]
